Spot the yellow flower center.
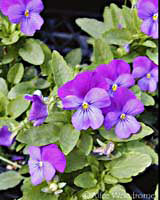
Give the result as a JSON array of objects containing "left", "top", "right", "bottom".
[
  {"left": 120, "top": 113, "right": 126, "bottom": 120},
  {"left": 153, "top": 13, "right": 158, "bottom": 21},
  {"left": 82, "top": 102, "right": 89, "bottom": 110},
  {"left": 25, "top": 9, "right": 30, "bottom": 17},
  {"left": 146, "top": 73, "right": 151, "bottom": 79},
  {"left": 112, "top": 84, "right": 118, "bottom": 91},
  {"left": 39, "top": 161, "right": 43, "bottom": 167}
]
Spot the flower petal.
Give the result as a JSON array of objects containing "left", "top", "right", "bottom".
[
  {"left": 43, "top": 161, "right": 56, "bottom": 182},
  {"left": 123, "top": 99, "right": 144, "bottom": 116},
  {"left": 42, "top": 144, "right": 66, "bottom": 173},
  {"left": 149, "top": 20, "right": 158, "bottom": 39},
  {"left": 84, "top": 88, "right": 111, "bottom": 108},
  {"left": 0, "top": 0, "right": 22, "bottom": 15},
  {"left": 138, "top": 77, "right": 149, "bottom": 91},
  {"left": 0, "top": 126, "right": 13, "bottom": 147},
  {"left": 115, "top": 74, "right": 135, "bottom": 88},
  {"left": 104, "top": 112, "right": 120, "bottom": 130},
  {"left": 33, "top": 118, "right": 46, "bottom": 126},
  {"left": 151, "top": 67, "right": 158, "bottom": 82},
  {"left": 28, "top": 146, "right": 41, "bottom": 160},
  {"left": 27, "top": 0, "right": 44, "bottom": 13},
  {"left": 141, "top": 18, "right": 156, "bottom": 38},
  {"left": 62, "top": 95, "right": 83, "bottom": 110},
  {"left": 148, "top": 78, "right": 157, "bottom": 92},
  {"left": 115, "top": 115, "right": 141, "bottom": 139},
  {"left": 21, "top": 13, "right": 44, "bottom": 36},
  {"left": 7, "top": 4, "right": 24, "bottom": 24}
]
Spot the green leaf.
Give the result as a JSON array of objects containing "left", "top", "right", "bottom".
[
  {"left": 104, "top": 174, "right": 118, "bottom": 185},
  {"left": 102, "top": 184, "right": 132, "bottom": 200},
  {"left": 17, "top": 123, "right": 60, "bottom": 146},
  {"left": 51, "top": 50, "right": 73, "bottom": 87},
  {"left": 59, "top": 124, "right": 80, "bottom": 155},
  {"left": 19, "top": 39, "right": 45, "bottom": 65},
  {"left": 7, "top": 95, "right": 30, "bottom": 119},
  {"left": 31, "top": 78, "right": 51, "bottom": 89},
  {"left": 142, "top": 40, "right": 157, "bottom": 48},
  {"left": 80, "top": 187, "right": 99, "bottom": 200},
  {"left": 0, "top": 117, "right": 19, "bottom": 128},
  {"left": 146, "top": 48, "right": 158, "bottom": 65},
  {"left": 65, "top": 149, "right": 88, "bottom": 173},
  {"left": 141, "top": 92, "right": 155, "bottom": 106},
  {"left": 155, "top": 185, "right": 159, "bottom": 200},
  {"left": 7, "top": 63, "right": 24, "bottom": 84},
  {"left": 107, "top": 152, "right": 152, "bottom": 179},
  {"left": 65, "top": 48, "right": 82, "bottom": 66},
  {"left": 1, "top": 31, "right": 20, "bottom": 45},
  {"left": 74, "top": 172, "right": 97, "bottom": 188},
  {"left": 77, "top": 134, "right": 93, "bottom": 156},
  {"left": 0, "top": 77, "right": 8, "bottom": 96},
  {"left": 103, "top": 7, "right": 114, "bottom": 31},
  {"left": 99, "top": 123, "right": 154, "bottom": 142},
  {"left": 76, "top": 18, "right": 107, "bottom": 39},
  {"left": 0, "top": 46, "right": 18, "bottom": 65},
  {"left": 126, "top": 141, "right": 158, "bottom": 165},
  {"left": 103, "top": 28, "right": 133, "bottom": 45},
  {"left": 92, "top": 38, "right": 113, "bottom": 65},
  {"left": 21, "top": 179, "right": 58, "bottom": 200},
  {"left": 0, "top": 92, "right": 9, "bottom": 117},
  {"left": 130, "top": 85, "right": 141, "bottom": 100},
  {"left": 0, "top": 171, "right": 23, "bottom": 190}
]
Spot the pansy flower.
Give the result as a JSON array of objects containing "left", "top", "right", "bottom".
[
  {"left": 137, "top": 0, "right": 158, "bottom": 39},
  {"left": 28, "top": 144, "right": 66, "bottom": 186},
  {"left": 0, "top": 0, "right": 44, "bottom": 36},
  {"left": 95, "top": 60, "right": 135, "bottom": 96},
  {"left": 104, "top": 87, "right": 144, "bottom": 139},
  {"left": 132, "top": 56, "right": 158, "bottom": 92},
  {"left": 58, "top": 71, "right": 111, "bottom": 130},
  {"left": 0, "top": 126, "right": 14, "bottom": 147},
  {"left": 24, "top": 90, "right": 48, "bottom": 126}
]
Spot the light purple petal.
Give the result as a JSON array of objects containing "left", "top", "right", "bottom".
[
  {"left": 7, "top": 4, "right": 24, "bottom": 24},
  {"left": 21, "top": 12, "right": 44, "bottom": 36},
  {"left": 27, "top": 0, "right": 44, "bottom": 13},
  {"left": 62, "top": 95, "right": 83, "bottom": 110},
  {"left": 43, "top": 161, "right": 56, "bottom": 182},
  {"left": 0, "top": 0, "right": 22, "bottom": 15},
  {"left": 28, "top": 146, "right": 41, "bottom": 160},
  {"left": 132, "top": 56, "right": 152, "bottom": 78},
  {"left": 115, "top": 115, "right": 141, "bottom": 139},
  {"left": 0, "top": 126, "right": 14, "bottom": 147},
  {"left": 148, "top": 78, "right": 157, "bottom": 92},
  {"left": 138, "top": 77, "right": 149, "bottom": 91},
  {"left": 149, "top": 21, "right": 158, "bottom": 39},
  {"left": 123, "top": 99, "right": 144, "bottom": 116},
  {"left": 115, "top": 74, "right": 135, "bottom": 88},
  {"left": 42, "top": 144, "right": 66, "bottom": 173},
  {"left": 104, "top": 112, "right": 120, "bottom": 130},
  {"left": 33, "top": 118, "right": 46, "bottom": 126},
  {"left": 151, "top": 68, "right": 158, "bottom": 82},
  {"left": 84, "top": 88, "right": 111, "bottom": 108},
  {"left": 24, "top": 95, "right": 33, "bottom": 101},
  {"left": 141, "top": 18, "right": 158, "bottom": 38}
]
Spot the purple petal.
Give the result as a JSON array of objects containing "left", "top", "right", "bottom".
[
  {"left": 24, "top": 95, "right": 33, "bottom": 101},
  {"left": 115, "top": 74, "right": 135, "bottom": 88},
  {"left": 132, "top": 56, "right": 152, "bottom": 78},
  {"left": 28, "top": 160, "right": 43, "bottom": 185},
  {"left": 104, "top": 112, "right": 120, "bottom": 130},
  {"left": 123, "top": 99, "right": 144, "bottom": 116},
  {"left": 28, "top": 146, "right": 41, "bottom": 160},
  {"left": 138, "top": 77, "right": 149, "bottom": 91},
  {"left": 149, "top": 21, "right": 158, "bottom": 39},
  {"left": 62, "top": 95, "right": 83, "bottom": 110},
  {"left": 33, "top": 118, "right": 46, "bottom": 126},
  {"left": 43, "top": 161, "right": 56, "bottom": 182},
  {"left": 141, "top": 18, "right": 158, "bottom": 38},
  {"left": 72, "top": 108, "right": 90, "bottom": 130},
  {"left": 115, "top": 115, "right": 141, "bottom": 139},
  {"left": 0, "top": 0, "right": 22, "bottom": 15},
  {"left": 0, "top": 126, "right": 14, "bottom": 147},
  {"left": 84, "top": 88, "right": 111, "bottom": 108},
  {"left": 58, "top": 71, "right": 108, "bottom": 99},
  {"left": 148, "top": 78, "right": 157, "bottom": 92},
  {"left": 42, "top": 144, "right": 66, "bottom": 173},
  {"left": 26, "top": 0, "right": 44, "bottom": 13},
  {"left": 151, "top": 68, "right": 158, "bottom": 82},
  {"left": 87, "top": 106, "right": 104, "bottom": 130},
  {"left": 7, "top": 4, "right": 24, "bottom": 24},
  {"left": 21, "top": 13, "right": 44, "bottom": 36}
]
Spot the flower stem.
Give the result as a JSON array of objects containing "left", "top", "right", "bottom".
[{"left": 0, "top": 155, "right": 21, "bottom": 169}]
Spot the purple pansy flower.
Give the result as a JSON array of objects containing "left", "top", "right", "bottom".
[
  {"left": 104, "top": 87, "right": 144, "bottom": 139},
  {"left": 58, "top": 71, "right": 111, "bottom": 130},
  {"left": 132, "top": 56, "right": 158, "bottom": 92},
  {"left": 95, "top": 60, "right": 135, "bottom": 96},
  {"left": 24, "top": 91, "right": 48, "bottom": 126},
  {"left": 0, "top": 126, "right": 14, "bottom": 147},
  {"left": 0, "top": 0, "right": 44, "bottom": 36},
  {"left": 28, "top": 144, "right": 66, "bottom": 186},
  {"left": 137, "top": 0, "right": 158, "bottom": 39}
]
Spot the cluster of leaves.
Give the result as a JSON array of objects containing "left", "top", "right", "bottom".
[{"left": 0, "top": 1, "right": 158, "bottom": 200}]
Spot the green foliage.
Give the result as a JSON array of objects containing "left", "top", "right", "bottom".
[
  {"left": 0, "top": 77, "right": 8, "bottom": 95},
  {"left": 7, "top": 63, "right": 24, "bottom": 84},
  {"left": 77, "top": 134, "right": 93, "bottom": 156},
  {"left": 65, "top": 48, "right": 82, "bottom": 66},
  {"left": 74, "top": 172, "right": 97, "bottom": 188}
]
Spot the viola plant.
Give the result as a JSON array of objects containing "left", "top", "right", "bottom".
[{"left": 0, "top": 0, "right": 158, "bottom": 199}]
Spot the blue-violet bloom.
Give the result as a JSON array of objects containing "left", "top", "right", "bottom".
[
  {"left": 132, "top": 56, "right": 158, "bottom": 92},
  {"left": 0, "top": 126, "right": 14, "bottom": 147}
]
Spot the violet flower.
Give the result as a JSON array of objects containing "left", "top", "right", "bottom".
[
  {"left": 95, "top": 60, "right": 135, "bottom": 96},
  {"left": 132, "top": 56, "right": 158, "bottom": 92},
  {"left": 28, "top": 144, "right": 66, "bottom": 186},
  {"left": 137, "top": 0, "right": 158, "bottom": 39},
  {"left": 58, "top": 71, "right": 111, "bottom": 130},
  {"left": 0, "top": 126, "right": 14, "bottom": 147},
  {"left": 104, "top": 87, "right": 144, "bottom": 139},
  {"left": 0, "top": 0, "right": 44, "bottom": 36},
  {"left": 24, "top": 91, "right": 48, "bottom": 126}
]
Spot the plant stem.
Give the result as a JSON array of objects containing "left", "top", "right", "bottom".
[{"left": 0, "top": 155, "right": 21, "bottom": 169}]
